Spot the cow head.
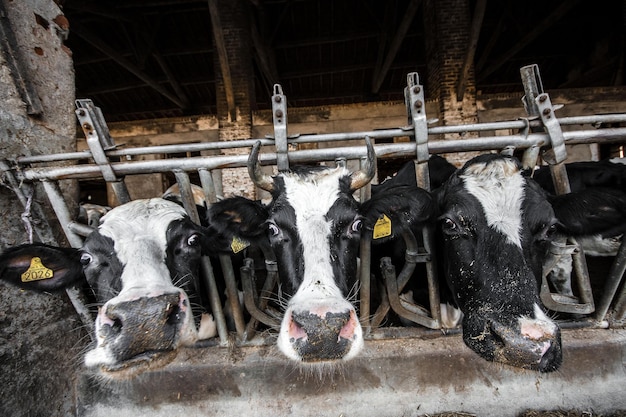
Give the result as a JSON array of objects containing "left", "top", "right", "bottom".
[
  {"left": 436, "top": 154, "right": 562, "bottom": 372},
  {"left": 209, "top": 139, "right": 435, "bottom": 365},
  {"left": 0, "top": 198, "right": 225, "bottom": 379}
]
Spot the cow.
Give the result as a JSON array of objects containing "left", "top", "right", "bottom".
[
  {"left": 0, "top": 198, "right": 228, "bottom": 379},
  {"left": 530, "top": 160, "right": 626, "bottom": 298},
  {"left": 208, "top": 138, "right": 435, "bottom": 365},
  {"left": 369, "top": 154, "right": 562, "bottom": 372}
]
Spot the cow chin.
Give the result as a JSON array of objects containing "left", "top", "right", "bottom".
[
  {"left": 462, "top": 304, "right": 562, "bottom": 373},
  {"left": 277, "top": 298, "right": 364, "bottom": 365}
]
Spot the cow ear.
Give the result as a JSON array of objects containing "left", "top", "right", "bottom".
[
  {"left": 0, "top": 243, "right": 84, "bottom": 292},
  {"left": 208, "top": 196, "right": 269, "bottom": 240},
  {"left": 362, "top": 185, "right": 435, "bottom": 236}
]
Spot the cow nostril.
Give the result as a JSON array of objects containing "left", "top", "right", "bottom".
[
  {"left": 288, "top": 313, "right": 308, "bottom": 341},
  {"left": 100, "top": 314, "right": 123, "bottom": 338},
  {"left": 165, "top": 303, "right": 183, "bottom": 326}
]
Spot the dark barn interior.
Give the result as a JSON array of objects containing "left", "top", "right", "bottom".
[
  {"left": 62, "top": 0, "right": 625, "bottom": 122},
  {"left": 1, "top": 1, "right": 626, "bottom": 416}
]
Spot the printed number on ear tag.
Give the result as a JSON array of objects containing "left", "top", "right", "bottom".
[
  {"left": 231, "top": 236, "right": 250, "bottom": 254},
  {"left": 373, "top": 214, "right": 392, "bottom": 239},
  {"left": 21, "top": 257, "right": 54, "bottom": 282}
]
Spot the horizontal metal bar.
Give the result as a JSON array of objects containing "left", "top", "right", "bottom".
[
  {"left": 15, "top": 113, "right": 626, "bottom": 165},
  {"left": 16, "top": 126, "right": 626, "bottom": 182}
]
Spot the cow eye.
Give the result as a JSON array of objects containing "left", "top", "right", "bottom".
[
  {"left": 268, "top": 223, "right": 280, "bottom": 237},
  {"left": 351, "top": 219, "right": 363, "bottom": 232},
  {"left": 80, "top": 253, "right": 92, "bottom": 266},
  {"left": 187, "top": 234, "right": 200, "bottom": 246}
]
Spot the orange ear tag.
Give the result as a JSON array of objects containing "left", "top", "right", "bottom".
[
  {"left": 231, "top": 236, "right": 250, "bottom": 254},
  {"left": 373, "top": 214, "right": 392, "bottom": 239},
  {"left": 21, "top": 257, "right": 54, "bottom": 282}
]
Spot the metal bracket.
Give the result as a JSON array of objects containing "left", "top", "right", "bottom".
[
  {"left": 75, "top": 99, "right": 131, "bottom": 204},
  {"left": 405, "top": 72, "right": 430, "bottom": 190},
  {"left": 536, "top": 93, "right": 568, "bottom": 165},
  {"left": 271, "top": 84, "right": 289, "bottom": 172}
]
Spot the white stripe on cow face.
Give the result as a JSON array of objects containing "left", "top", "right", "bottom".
[
  {"left": 283, "top": 167, "right": 346, "bottom": 299},
  {"left": 460, "top": 158, "right": 525, "bottom": 248},
  {"left": 276, "top": 166, "right": 364, "bottom": 362}
]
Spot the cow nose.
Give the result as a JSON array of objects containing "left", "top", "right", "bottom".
[
  {"left": 98, "top": 292, "right": 186, "bottom": 361},
  {"left": 491, "top": 320, "right": 562, "bottom": 372},
  {"left": 288, "top": 309, "right": 359, "bottom": 362}
]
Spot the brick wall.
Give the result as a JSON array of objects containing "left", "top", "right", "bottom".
[
  {"left": 213, "top": 0, "right": 256, "bottom": 198},
  {"left": 424, "top": 0, "right": 479, "bottom": 152}
]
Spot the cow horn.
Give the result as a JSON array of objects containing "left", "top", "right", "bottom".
[
  {"left": 248, "top": 141, "right": 275, "bottom": 192},
  {"left": 349, "top": 136, "right": 377, "bottom": 191}
]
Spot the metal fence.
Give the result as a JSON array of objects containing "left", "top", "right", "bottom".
[{"left": 2, "top": 64, "right": 626, "bottom": 347}]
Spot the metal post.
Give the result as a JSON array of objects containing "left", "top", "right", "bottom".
[{"left": 75, "top": 99, "right": 131, "bottom": 204}]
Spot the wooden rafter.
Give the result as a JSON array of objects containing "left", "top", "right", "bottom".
[
  {"left": 371, "top": 0, "right": 421, "bottom": 94},
  {"left": 71, "top": 21, "right": 187, "bottom": 109},
  {"left": 208, "top": 0, "right": 236, "bottom": 121}
]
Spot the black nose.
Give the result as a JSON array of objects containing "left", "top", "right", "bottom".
[
  {"left": 101, "top": 292, "right": 185, "bottom": 361},
  {"left": 290, "top": 310, "right": 353, "bottom": 361}
]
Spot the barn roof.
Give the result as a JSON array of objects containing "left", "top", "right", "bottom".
[{"left": 62, "top": 0, "right": 625, "bottom": 123}]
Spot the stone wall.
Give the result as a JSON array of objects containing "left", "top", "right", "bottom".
[{"left": 0, "top": 1, "right": 85, "bottom": 416}]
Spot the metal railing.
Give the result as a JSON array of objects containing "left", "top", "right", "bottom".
[{"left": 2, "top": 65, "right": 626, "bottom": 347}]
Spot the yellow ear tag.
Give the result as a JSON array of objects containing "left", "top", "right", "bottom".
[
  {"left": 373, "top": 214, "right": 392, "bottom": 239},
  {"left": 21, "top": 257, "right": 54, "bottom": 282},
  {"left": 231, "top": 236, "right": 250, "bottom": 254}
]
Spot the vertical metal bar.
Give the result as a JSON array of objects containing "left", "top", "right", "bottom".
[
  {"left": 359, "top": 233, "right": 372, "bottom": 334},
  {"left": 41, "top": 181, "right": 84, "bottom": 248},
  {"left": 519, "top": 65, "right": 543, "bottom": 169},
  {"left": 40, "top": 180, "right": 95, "bottom": 339},
  {"left": 272, "top": 84, "right": 289, "bottom": 172},
  {"left": 197, "top": 168, "right": 247, "bottom": 337},
  {"left": 173, "top": 171, "right": 233, "bottom": 343},
  {"left": 198, "top": 168, "right": 218, "bottom": 204},
  {"left": 595, "top": 239, "right": 626, "bottom": 321}
]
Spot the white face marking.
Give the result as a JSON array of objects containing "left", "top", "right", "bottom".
[
  {"left": 461, "top": 159, "right": 525, "bottom": 248},
  {"left": 275, "top": 167, "right": 363, "bottom": 361},
  {"left": 282, "top": 167, "right": 348, "bottom": 299},
  {"left": 85, "top": 199, "right": 200, "bottom": 369},
  {"left": 98, "top": 198, "right": 187, "bottom": 295}
]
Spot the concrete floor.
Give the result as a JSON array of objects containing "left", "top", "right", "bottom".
[{"left": 75, "top": 327, "right": 626, "bottom": 417}]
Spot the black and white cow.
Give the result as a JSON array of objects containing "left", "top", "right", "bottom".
[
  {"left": 208, "top": 138, "right": 435, "bottom": 364},
  {"left": 0, "top": 198, "right": 227, "bottom": 379},
  {"left": 370, "top": 154, "right": 562, "bottom": 372},
  {"left": 530, "top": 159, "right": 626, "bottom": 297},
  {"left": 437, "top": 155, "right": 562, "bottom": 371}
]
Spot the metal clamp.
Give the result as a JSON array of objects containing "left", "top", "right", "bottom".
[
  {"left": 405, "top": 72, "right": 430, "bottom": 190},
  {"left": 75, "top": 99, "right": 131, "bottom": 203},
  {"left": 271, "top": 84, "right": 289, "bottom": 172},
  {"left": 536, "top": 93, "right": 568, "bottom": 164}
]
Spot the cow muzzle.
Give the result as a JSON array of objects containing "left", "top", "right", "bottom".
[
  {"left": 278, "top": 302, "right": 363, "bottom": 363},
  {"left": 489, "top": 319, "right": 562, "bottom": 372},
  {"left": 85, "top": 290, "right": 196, "bottom": 378}
]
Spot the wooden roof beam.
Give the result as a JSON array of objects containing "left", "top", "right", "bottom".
[
  {"left": 371, "top": 0, "right": 421, "bottom": 94},
  {"left": 71, "top": 21, "right": 187, "bottom": 109},
  {"left": 208, "top": 0, "right": 236, "bottom": 122}
]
